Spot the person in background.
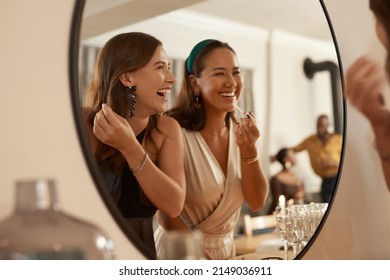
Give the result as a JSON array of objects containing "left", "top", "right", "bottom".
[
  {"left": 83, "top": 32, "right": 186, "bottom": 258},
  {"left": 267, "top": 147, "right": 305, "bottom": 214},
  {"left": 290, "top": 114, "right": 342, "bottom": 203},
  {"left": 345, "top": 0, "right": 390, "bottom": 192},
  {"left": 156, "top": 39, "right": 269, "bottom": 259}
]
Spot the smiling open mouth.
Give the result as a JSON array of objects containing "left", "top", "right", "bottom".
[
  {"left": 156, "top": 88, "right": 171, "bottom": 97},
  {"left": 219, "top": 92, "right": 235, "bottom": 98}
]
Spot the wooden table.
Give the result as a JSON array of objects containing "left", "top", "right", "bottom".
[
  {"left": 232, "top": 251, "right": 286, "bottom": 260},
  {"left": 233, "top": 230, "right": 295, "bottom": 260},
  {"left": 234, "top": 232, "right": 281, "bottom": 254}
]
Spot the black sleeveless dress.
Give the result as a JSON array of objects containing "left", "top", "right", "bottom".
[{"left": 101, "top": 129, "right": 158, "bottom": 258}]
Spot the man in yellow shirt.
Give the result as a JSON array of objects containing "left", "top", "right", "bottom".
[{"left": 292, "top": 115, "right": 343, "bottom": 203}]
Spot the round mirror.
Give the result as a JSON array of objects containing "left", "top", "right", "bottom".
[{"left": 70, "top": 0, "right": 344, "bottom": 259}]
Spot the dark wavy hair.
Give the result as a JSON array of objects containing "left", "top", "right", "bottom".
[
  {"left": 370, "top": 0, "right": 390, "bottom": 79},
  {"left": 275, "top": 148, "right": 289, "bottom": 167},
  {"left": 165, "top": 39, "right": 238, "bottom": 130}
]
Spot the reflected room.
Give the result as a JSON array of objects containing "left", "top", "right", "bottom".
[{"left": 77, "top": 0, "right": 343, "bottom": 259}]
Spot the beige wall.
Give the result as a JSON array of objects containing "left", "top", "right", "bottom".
[
  {"left": 303, "top": 0, "right": 390, "bottom": 259},
  {"left": 1, "top": 0, "right": 389, "bottom": 260},
  {"left": 0, "top": 0, "right": 143, "bottom": 259}
]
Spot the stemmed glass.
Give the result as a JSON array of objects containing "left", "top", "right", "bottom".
[
  {"left": 301, "top": 204, "right": 314, "bottom": 247},
  {"left": 274, "top": 206, "right": 289, "bottom": 260},
  {"left": 288, "top": 205, "right": 306, "bottom": 256},
  {"left": 309, "top": 203, "right": 328, "bottom": 229}
]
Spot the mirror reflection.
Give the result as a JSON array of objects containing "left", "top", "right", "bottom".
[{"left": 77, "top": 0, "right": 343, "bottom": 259}]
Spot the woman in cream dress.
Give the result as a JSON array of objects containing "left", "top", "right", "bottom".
[{"left": 155, "top": 39, "right": 269, "bottom": 259}]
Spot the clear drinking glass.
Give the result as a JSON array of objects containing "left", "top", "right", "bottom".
[
  {"left": 0, "top": 178, "right": 115, "bottom": 259},
  {"left": 274, "top": 206, "right": 289, "bottom": 260},
  {"left": 159, "top": 230, "right": 206, "bottom": 260}
]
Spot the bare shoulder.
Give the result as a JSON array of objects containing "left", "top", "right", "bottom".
[
  {"left": 150, "top": 115, "right": 182, "bottom": 154},
  {"left": 157, "top": 115, "right": 182, "bottom": 136}
]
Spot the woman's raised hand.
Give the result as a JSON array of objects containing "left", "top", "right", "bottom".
[
  {"left": 93, "top": 103, "right": 137, "bottom": 152},
  {"left": 234, "top": 112, "right": 260, "bottom": 155},
  {"left": 345, "top": 56, "right": 388, "bottom": 125}
]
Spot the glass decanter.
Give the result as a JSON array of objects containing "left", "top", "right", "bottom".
[{"left": 0, "top": 178, "right": 115, "bottom": 259}]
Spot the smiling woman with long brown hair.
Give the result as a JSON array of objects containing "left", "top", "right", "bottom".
[{"left": 84, "top": 32, "right": 186, "bottom": 258}]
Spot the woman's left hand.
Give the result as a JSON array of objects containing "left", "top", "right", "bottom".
[{"left": 234, "top": 112, "right": 260, "bottom": 155}]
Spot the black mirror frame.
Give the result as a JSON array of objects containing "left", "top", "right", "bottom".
[
  {"left": 68, "top": 0, "right": 345, "bottom": 260},
  {"left": 296, "top": 0, "right": 346, "bottom": 260}
]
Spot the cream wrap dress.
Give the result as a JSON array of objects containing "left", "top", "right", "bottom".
[{"left": 155, "top": 121, "right": 244, "bottom": 259}]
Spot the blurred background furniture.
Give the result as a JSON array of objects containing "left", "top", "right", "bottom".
[{"left": 242, "top": 214, "right": 276, "bottom": 237}]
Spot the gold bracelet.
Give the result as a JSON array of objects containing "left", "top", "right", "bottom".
[
  {"left": 131, "top": 153, "right": 149, "bottom": 176},
  {"left": 373, "top": 140, "right": 390, "bottom": 161},
  {"left": 241, "top": 154, "right": 259, "bottom": 164}
]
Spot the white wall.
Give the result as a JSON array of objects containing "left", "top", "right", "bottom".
[{"left": 268, "top": 30, "right": 339, "bottom": 194}]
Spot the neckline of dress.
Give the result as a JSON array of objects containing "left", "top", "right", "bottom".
[{"left": 195, "top": 125, "right": 233, "bottom": 179}]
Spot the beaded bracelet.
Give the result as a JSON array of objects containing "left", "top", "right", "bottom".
[
  {"left": 241, "top": 154, "right": 259, "bottom": 164},
  {"left": 131, "top": 153, "right": 149, "bottom": 176},
  {"left": 373, "top": 140, "right": 390, "bottom": 161}
]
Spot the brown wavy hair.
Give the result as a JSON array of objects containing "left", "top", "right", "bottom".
[{"left": 85, "top": 32, "right": 162, "bottom": 173}]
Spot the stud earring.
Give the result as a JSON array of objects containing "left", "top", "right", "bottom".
[
  {"left": 126, "top": 85, "right": 137, "bottom": 118},
  {"left": 194, "top": 92, "right": 201, "bottom": 109}
]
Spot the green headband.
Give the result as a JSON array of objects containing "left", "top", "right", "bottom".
[{"left": 186, "top": 39, "right": 213, "bottom": 73}]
